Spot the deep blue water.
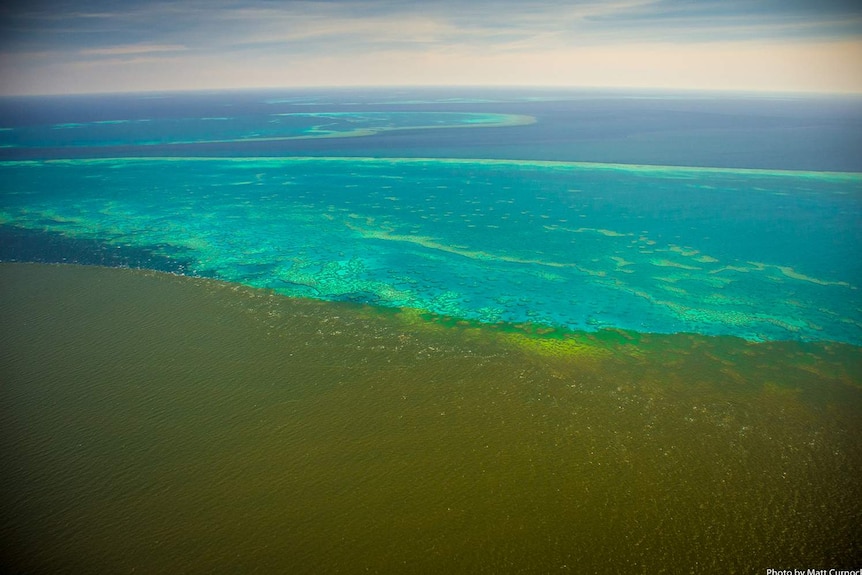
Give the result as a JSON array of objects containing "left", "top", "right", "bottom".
[
  {"left": 1, "top": 88, "right": 860, "bottom": 343},
  {"left": 3, "top": 87, "right": 862, "bottom": 171}
]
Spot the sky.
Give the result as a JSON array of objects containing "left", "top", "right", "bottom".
[{"left": 1, "top": 0, "right": 861, "bottom": 95}]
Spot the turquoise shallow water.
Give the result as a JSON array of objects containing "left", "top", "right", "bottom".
[{"left": 1, "top": 157, "right": 860, "bottom": 343}]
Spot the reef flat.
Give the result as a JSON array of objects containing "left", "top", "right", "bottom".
[{"left": 0, "top": 112, "right": 534, "bottom": 148}]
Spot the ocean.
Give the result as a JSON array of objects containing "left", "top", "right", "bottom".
[{"left": 1, "top": 88, "right": 861, "bottom": 572}]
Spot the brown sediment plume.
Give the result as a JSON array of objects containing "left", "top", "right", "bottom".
[{"left": 1, "top": 262, "right": 860, "bottom": 573}]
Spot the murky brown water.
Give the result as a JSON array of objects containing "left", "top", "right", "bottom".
[{"left": 1, "top": 263, "right": 860, "bottom": 573}]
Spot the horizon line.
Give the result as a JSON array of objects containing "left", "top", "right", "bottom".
[{"left": 3, "top": 84, "right": 862, "bottom": 99}]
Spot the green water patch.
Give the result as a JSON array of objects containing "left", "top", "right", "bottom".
[
  {"left": 386, "top": 304, "right": 862, "bottom": 399},
  {"left": 1, "top": 263, "right": 860, "bottom": 573}
]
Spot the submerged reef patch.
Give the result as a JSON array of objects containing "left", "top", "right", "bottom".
[{"left": 1, "top": 156, "right": 859, "bottom": 344}]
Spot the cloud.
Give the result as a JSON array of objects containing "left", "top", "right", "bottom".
[
  {"left": 79, "top": 43, "right": 187, "bottom": 56},
  {"left": 6, "top": 0, "right": 861, "bottom": 53},
  {"left": 1, "top": 0, "right": 862, "bottom": 94}
]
